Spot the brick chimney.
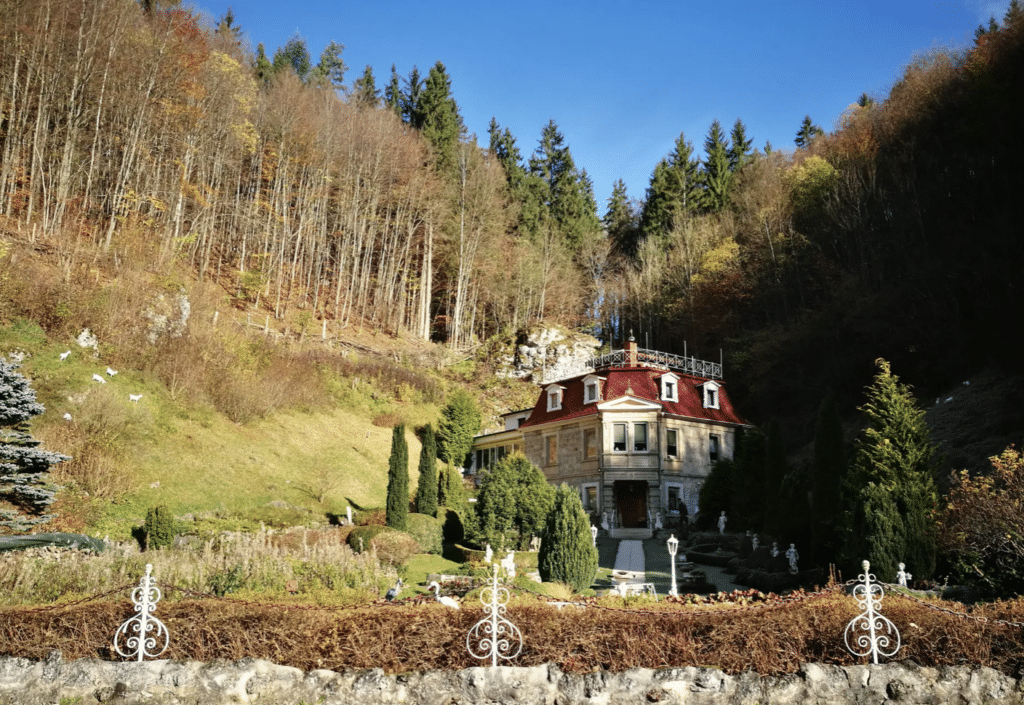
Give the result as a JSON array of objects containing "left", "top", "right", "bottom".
[{"left": 626, "top": 333, "right": 638, "bottom": 367}]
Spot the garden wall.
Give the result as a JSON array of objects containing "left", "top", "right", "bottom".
[{"left": 1, "top": 652, "right": 1021, "bottom": 705}]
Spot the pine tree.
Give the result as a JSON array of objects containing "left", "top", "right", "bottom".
[
  {"left": 412, "top": 62, "right": 463, "bottom": 174},
  {"left": 843, "top": 359, "right": 939, "bottom": 580},
  {"left": 385, "top": 424, "right": 409, "bottom": 531},
  {"left": 350, "top": 65, "right": 379, "bottom": 106},
  {"left": 488, "top": 118, "right": 525, "bottom": 190},
  {"left": 416, "top": 424, "right": 438, "bottom": 517},
  {"left": 312, "top": 41, "right": 347, "bottom": 88},
  {"left": 436, "top": 388, "right": 481, "bottom": 469},
  {"left": 811, "top": 392, "right": 846, "bottom": 567},
  {"left": 401, "top": 66, "right": 423, "bottom": 125},
  {"left": 539, "top": 484, "right": 598, "bottom": 592},
  {"left": 253, "top": 43, "right": 273, "bottom": 84},
  {"left": 1006, "top": 0, "right": 1023, "bottom": 28},
  {"left": 272, "top": 35, "right": 312, "bottom": 81},
  {"left": 795, "top": 115, "right": 824, "bottom": 149},
  {"left": 604, "top": 178, "right": 640, "bottom": 259},
  {"left": 0, "top": 357, "right": 69, "bottom": 531},
  {"left": 727, "top": 119, "right": 754, "bottom": 172},
  {"left": 701, "top": 120, "right": 732, "bottom": 212}
]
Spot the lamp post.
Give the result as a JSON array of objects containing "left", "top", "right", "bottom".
[{"left": 667, "top": 534, "right": 679, "bottom": 597}]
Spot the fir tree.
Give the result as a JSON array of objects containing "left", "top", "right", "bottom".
[
  {"left": 437, "top": 463, "right": 465, "bottom": 509},
  {"left": 412, "top": 62, "right": 463, "bottom": 173},
  {"left": 0, "top": 357, "right": 69, "bottom": 531},
  {"left": 539, "top": 484, "right": 598, "bottom": 592},
  {"left": 385, "top": 424, "right": 409, "bottom": 531},
  {"left": 312, "top": 41, "right": 347, "bottom": 88},
  {"left": 1006, "top": 0, "right": 1023, "bottom": 28},
  {"left": 401, "top": 66, "right": 423, "bottom": 125},
  {"left": 253, "top": 43, "right": 273, "bottom": 84},
  {"left": 843, "top": 359, "right": 939, "bottom": 579},
  {"left": 488, "top": 118, "right": 526, "bottom": 190},
  {"left": 436, "top": 388, "right": 481, "bottom": 469},
  {"left": 144, "top": 505, "right": 175, "bottom": 550},
  {"left": 811, "top": 392, "right": 846, "bottom": 567},
  {"left": 350, "top": 65, "right": 379, "bottom": 106},
  {"left": 701, "top": 119, "right": 732, "bottom": 212},
  {"left": 604, "top": 178, "right": 640, "bottom": 259},
  {"left": 639, "top": 132, "right": 702, "bottom": 238},
  {"left": 727, "top": 119, "right": 754, "bottom": 172},
  {"left": 383, "top": 64, "right": 403, "bottom": 117},
  {"left": 272, "top": 34, "right": 312, "bottom": 81},
  {"left": 416, "top": 424, "right": 438, "bottom": 517},
  {"left": 795, "top": 115, "right": 824, "bottom": 149}
]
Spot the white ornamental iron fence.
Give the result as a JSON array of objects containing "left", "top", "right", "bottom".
[
  {"left": 844, "top": 560, "right": 901, "bottom": 664},
  {"left": 113, "top": 563, "right": 170, "bottom": 662},
  {"left": 467, "top": 564, "right": 523, "bottom": 667}
]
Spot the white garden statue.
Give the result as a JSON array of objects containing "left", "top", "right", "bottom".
[
  {"left": 655, "top": 512, "right": 663, "bottom": 530},
  {"left": 771, "top": 541, "right": 779, "bottom": 558},
  {"left": 786, "top": 543, "right": 799, "bottom": 574},
  {"left": 501, "top": 551, "right": 516, "bottom": 579},
  {"left": 717, "top": 511, "right": 727, "bottom": 534},
  {"left": 601, "top": 511, "right": 610, "bottom": 532},
  {"left": 752, "top": 534, "right": 759, "bottom": 551},
  {"left": 897, "top": 562, "right": 911, "bottom": 588},
  {"left": 484, "top": 544, "right": 493, "bottom": 564}
]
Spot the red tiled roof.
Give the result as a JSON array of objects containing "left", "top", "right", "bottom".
[{"left": 521, "top": 367, "right": 748, "bottom": 428}]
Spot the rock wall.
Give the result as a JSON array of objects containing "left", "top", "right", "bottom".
[
  {"left": 498, "top": 326, "right": 602, "bottom": 384},
  {"left": 1, "top": 653, "right": 1022, "bottom": 705}
]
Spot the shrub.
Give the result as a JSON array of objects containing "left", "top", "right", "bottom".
[
  {"left": 437, "top": 507, "right": 465, "bottom": 543},
  {"left": 539, "top": 484, "right": 598, "bottom": 593},
  {"left": 144, "top": 505, "right": 176, "bottom": 550},
  {"left": 405, "top": 513, "right": 443, "bottom": 555},
  {"left": 356, "top": 508, "right": 386, "bottom": 526},
  {"left": 348, "top": 525, "right": 387, "bottom": 553},
  {"left": 369, "top": 529, "right": 419, "bottom": 567}
]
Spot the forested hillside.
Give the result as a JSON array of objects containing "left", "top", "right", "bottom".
[{"left": 1, "top": 0, "right": 1022, "bottom": 458}]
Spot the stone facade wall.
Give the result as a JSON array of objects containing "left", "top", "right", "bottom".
[{"left": 2, "top": 653, "right": 1022, "bottom": 705}]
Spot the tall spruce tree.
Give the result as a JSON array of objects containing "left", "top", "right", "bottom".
[
  {"left": 604, "top": 178, "right": 640, "bottom": 259},
  {"left": 385, "top": 424, "right": 409, "bottom": 531},
  {"left": 539, "top": 484, "right": 598, "bottom": 592},
  {"left": 700, "top": 120, "right": 732, "bottom": 212},
  {"left": 350, "top": 65, "right": 379, "bottom": 106},
  {"left": 843, "top": 360, "right": 939, "bottom": 580},
  {"left": 401, "top": 66, "right": 423, "bottom": 125},
  {"left": 811, "top": 392, "right": 846, "bottom": 567},
  {"left": 416, "top": 424, "right": 438, "bottom": 517},
  {"left": 383, "top": 64, "right": 403, "bottom": 117},
  {"left": 412, "top": 61, "right": 463, "bottom": 174},
  {"left": 436, "top": 389, "right": 481, "bottom": 469},
  {"left": 272, "top": 35, "right": 312, "bottom": 81},
  {"left": 639, "top": 132, "right": 702, "bottom": 238},
  {"left": 0, "top": 357, "right": 69, "bottom": 531},
  {"left": 795, "top": 115, "right": 824, "bottom": 148},
  {"left": 727, "top": 119, "right": 754, "bottom": 172}
]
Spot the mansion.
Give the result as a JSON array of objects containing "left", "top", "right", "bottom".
[{"left": 470, "top": 338, "right": 750, "bottom": 537}]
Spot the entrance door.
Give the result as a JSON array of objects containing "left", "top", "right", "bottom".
[{"left": 614, "top": 480, "right": 648, "bottom": 528}]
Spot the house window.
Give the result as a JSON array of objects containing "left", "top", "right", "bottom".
[
  {"left": 584, "top": 485, "right": 598, "bottom": 510},
  {"left": 661, "top": 375, "right": 679, "bottom": 402},
  {"left": 547, "top": 388, "right": 563, "bottom": 411},
  {"left": 709, "top": 434, "right": 720, "bottom": 462},
  {"left": 633, "top": 422, "right": 648, "bottom": 452},
  {"left": 612, "top": 423, "right": 627, "bottom": 452},
  {"left": 583, "top": 428, "right": 598, "bottom": 459},
  {"left": 546, "top": 435, "right": 558, "bottom": 465},
  {"left": 668, "top": 486, "right": 680, "bottom": 511},
  {"left": 666, "top": 429, "right": 678, "bottom": 458},
  {"left": 585, "top": 381, "right": 598, "bottom": 403},
  {"left": 704, "top": 384, "right": 719, "bottom": 409}
]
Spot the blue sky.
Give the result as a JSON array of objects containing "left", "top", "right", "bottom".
[{"left": 193, "top": 0, "right": 1003, "bottom": 213}]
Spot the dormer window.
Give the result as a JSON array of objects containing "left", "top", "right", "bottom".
[
  {"left": 545, "top": 384, "right": 564, "bottom": 411},
  {"left": 702, "top": 381, "right": 720, "bottom": 410},
  {"left": 582, "top": 375, "right": 604, "bottom": 404},
  {"left": 660, "top": 373, "right": 680, "bottom": 402}
]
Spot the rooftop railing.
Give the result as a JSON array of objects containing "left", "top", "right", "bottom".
[{"left": 587, "top": 348, "right": 723, "bottom": 380}]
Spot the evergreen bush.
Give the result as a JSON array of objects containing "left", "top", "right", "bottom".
[
  {"left": 348, "top": 525, "right": 387, "bottom": 553},
  {"left": 436, "top": 389, "right": 481, "bottom": 468},
  {"left": 385, "top": 424, "right": 409, "bottom": 531},
  {"left": 437, "top": 506, "right": 465, "bottom": 543},
  {"left": 144, "top": 505, "right": 176, "bottom": 550},
  {"left": 367, "top": 529, "right": 419, "bottom": 567},
  {"left": 538, "top": 484, "right": 598, "bottom": 593},
  {"left": 405, "top": 513, "right": 443, "bottom": 555},
  {"left": 475, "top": 454, "right": 554, "bottom": 551},
  {"left": 415, "top": 424, "right": 438, "bottom": 517}
]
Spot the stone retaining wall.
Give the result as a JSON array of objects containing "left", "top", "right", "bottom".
[{"left": 0, "top": 652, "right": 1021, "bottom": 704}]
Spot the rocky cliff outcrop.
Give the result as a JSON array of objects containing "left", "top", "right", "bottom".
[
  {"left": 497, "top": 326, "right": 602, "bottom": 384},
  {"left": 2, "top": 653, "right": 1021, "bottom": 705}
]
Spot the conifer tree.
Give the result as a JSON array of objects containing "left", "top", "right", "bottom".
[
  {"left": 730, "top": 428, "right": 765, "bottom": 530},
  {"left": 844, "top": 359, "right": 939, "bottom": 580},
  {"left": 1006, "top": 0, "right": 1023, "bottom": 28},
  {"left": 312, "top": 41, "right": 347, "bottom": 88},
  {"left": 413, "top": 62, "right": 463, "bottom": 173},
  {"left": 272, "top": 35, "right": 312, "bottom": 81},
  {"left": 811, "top": 392, "right": 846, "bottom": 566},
  {"left": 416, "top": 424, "right": 438, "bottom": 517},
  {"left": 0, "top": 357, "right": 69, "bottom": 531},
  {"left": 700, "top": 120, "right": 732, "bottom": 212},
  {"left": 539, "top": 484, "right": 598, "bottom": 592},
  {"left": 727, "top": 119, "right": 754, "bottom": 172},
  {"left": 604, "top": 178, "right": 640, "bottom": 259},
  {"left": 475, "top": 454, "right": 555, "bottom": 550},
  {"left": 350, "top": 65, "right": 379, "bottom": 106},
  {"left": 436, "top": 389, "right": 481, "bottom": 469},
  {"left": 795, "top": 115, "right": 824, "bottom": 148},
  {"left": 437, "top": 463, "right": 465, "bottom": 509},
  {"left": 401, "top": 66, "right": 423, "bottom": 125},
  {"left": 385, "top": 424, "right": 409, "bottom": 531},
  {"left": 383, "top": 64, "right": 403, "bottom": 117},
  {"left": 640, "top": 132, "right": 702, "bottom": 237},
  {"left": 254, "top": 43, "right": 273, "bottom": 84},
  {"left": 488, "top": 118, "right": 526, "bottom": 190}
]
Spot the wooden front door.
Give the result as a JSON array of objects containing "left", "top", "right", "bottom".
[{"left": 614, "top": 480, "right": 648, "bottom": 528}]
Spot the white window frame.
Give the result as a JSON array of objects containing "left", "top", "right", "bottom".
[
  {"left": 633, "top": 422, "right": 648, "bottom": 452},
  {"left": 611, "top": 423, "right": 627, "bottom": 452},
  {"left": 702, "top": 381, "right": 720, "bottom": 410},
  {"left": 545, "top": 384, "right": 564, "bottom": 411},
  {"left": 709, "top": 433, "right": 720, "bottom": 462},
  {"left": 660, "top": 373, "right": 680, "bottom": 402},
  {"left": 665, "top": 428, "right": 679, "bottom": 458}
]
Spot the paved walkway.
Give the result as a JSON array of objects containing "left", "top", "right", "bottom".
[
  {"left": 612, "top": 539, "right": 646, "bottom": 582},
  {"left": 599, "top": 536, "right": 744, "bottom": 595}
]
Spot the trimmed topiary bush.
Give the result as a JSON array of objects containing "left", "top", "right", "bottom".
[
  {"left": 437, "top": 506, "right": 465, "bottom": 543},
  {"left": 348, "top": 525, "right": 387, "bottom": 553},
  {"left": 406, "top": 513, "right": 443, "bottom": 555},
  {"left": 144, "top": 505, "right": 175, "bottom": 550},
  {"left": 369, "top": 530, "right": 419, "bottom": 567}
]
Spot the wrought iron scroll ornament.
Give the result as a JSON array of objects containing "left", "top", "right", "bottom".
[
  {"left": 467, "top": 564, "right": 523, "bottom": 666},
  {"left": 114, "top": 564, "right": 170, "bottom": 661},
  {"left": 844, "top": 560, "right": 901, "bottom": 664}
]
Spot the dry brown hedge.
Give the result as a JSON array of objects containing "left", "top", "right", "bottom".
[{"left": 2, "top": 591, "right": 1023, "bottom": 676}]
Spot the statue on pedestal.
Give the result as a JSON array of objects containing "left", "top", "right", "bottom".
[
  {"left": 786, "top": 544, "right": 799, "bottom": 574},
  {"left": 717, "top": 511, "right": 727, "bottom": 534}
]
